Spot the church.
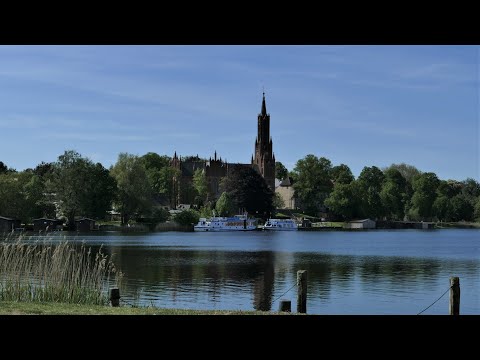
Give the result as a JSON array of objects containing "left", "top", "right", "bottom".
[{"left": 171, "top": 93, "right": 276, "bottom": 208}]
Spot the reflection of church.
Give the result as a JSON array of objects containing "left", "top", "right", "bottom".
[{"left": 171, "top": 93, "right": 276, "bottom": 208}]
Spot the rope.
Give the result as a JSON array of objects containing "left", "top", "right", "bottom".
[
  {"left": 271, "top": 283, "right": 297, "bottom": 305},
  {"left": 417, "top": 286, "right": 452, "bottom": 315}
]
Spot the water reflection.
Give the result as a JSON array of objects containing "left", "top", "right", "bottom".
[{"left": 5, "top": 230, "right": 479, "bottom": 314}]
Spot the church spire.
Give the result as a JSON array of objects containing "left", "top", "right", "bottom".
[{"left": 261, "top": 92, "right": 267, "bottom": 116}]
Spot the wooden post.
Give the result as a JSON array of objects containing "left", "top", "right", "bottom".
[
  {"left": 110, "top": 287, "right": 120, "bottom": 307},
  {"left": 297, "top": 270, "right": 307, "bottom": 314},
  {"left": 278, "top": 299, "right": 291, "bottom": 312},
  {"left": 449, "top": 277, "right": 460, "bottom": 315}
]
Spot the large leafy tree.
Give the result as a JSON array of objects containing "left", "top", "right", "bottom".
[
  {"left": 110, "top": 153, "right": 152, "bottom": 225},
  {"left": 357, "top": 166, "right": 385, "bottom": 219},
  {"left": 215, "top": 191, "right": 235, "bottom": 216},
  {"left": 193, "top": 168, "right": 209, "bottom": 206},
  {"left": 82, "top": 163, "right": 117, "bottom": 220},
  {"left": 50, "top": 150, "right": 116, "bottom": 228},
  {"left": 140, "top": 152, "right": 175, "bottom": 201},
  {"left": 330, "top": 164, "right": 354, "bottom": 185},
  {"left": 0, "top": 171, "right": 53, "bottom": 223},
  {"left": 380, "top": 168, "right": 407, "bottom": 220},
  {"left": 275, "top": 161, "right": 288, "bottom": 180},
  {"left": 449, "top": 194, "right": 474, "bottom": 222},
  {"left": 221, "top": 166, "right": 274, "bottom": 218},
  {"left": 324, "top": 182, "right": 360, "bottom": 220},
  {"left": 383, "top": 163, "right": 422, "bottom": 184},
  {"left": 291, "top": 155, "right": 333, "bottom": 215},
  {"left": 409, "top": 172, "right": 440, "bottom": 221}
]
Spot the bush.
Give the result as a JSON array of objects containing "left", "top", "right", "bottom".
[{"left": 174, "top": 209, "right": 200, "bottom": 226}]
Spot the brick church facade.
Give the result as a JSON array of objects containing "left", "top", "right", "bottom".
[{"left": 171, "top": 93, "right": 276, "bottom": 208}]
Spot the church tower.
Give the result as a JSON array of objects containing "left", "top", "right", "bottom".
[{"left": 252, "top": 93, "right": 276, "bottom": 190}]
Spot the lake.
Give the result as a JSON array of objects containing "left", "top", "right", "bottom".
[{"left": 25, "top": 229, "right": 480, "bottom": 314}]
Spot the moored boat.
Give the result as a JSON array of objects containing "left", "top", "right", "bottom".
[
  {"left": 262, "top": 218, "right": 298, "bottom": 231},
  {"left": 194, "top": 214, "right": 257, "bottom": 232}
]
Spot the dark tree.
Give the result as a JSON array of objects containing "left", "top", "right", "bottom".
[
  {"left": 331, "top": 164, "right": 354, "bottom": 185},
  {"left": 275, "top": 161, "right": 288, "bottom": 180},
  {"left": 357, "top": 166, "right": 385, "bottom": 219},
  {"left": 221, "top": 166, "right": 274, "bottom": 218},
  {"left": 33, "top": 162, "right": 54, "bottom": 178},
  {"left": 0, "top": 161, "right": 8, "bottom": 174},
  {"left": 174, "top": 209, "right": 200, "bottom": 226}
]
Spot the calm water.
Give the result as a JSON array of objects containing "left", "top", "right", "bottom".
[{"left": 28, "top": 229, "right": 480, "bottom": 314}]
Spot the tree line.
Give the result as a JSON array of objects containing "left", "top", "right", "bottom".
[
  {"left": 276, "top": 155, "right": 480, "bottom": 222},
  {"left": 1, "top": 152, "right": 479, "bottom": 229}
]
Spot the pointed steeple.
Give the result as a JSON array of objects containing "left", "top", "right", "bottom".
[
  {"left": 261, "top": 92, "right": 267, "bottom": 116},
  {"left": 214, "top": 150, "right": 217, "bottom": 161}
]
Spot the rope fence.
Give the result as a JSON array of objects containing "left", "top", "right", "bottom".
[
  {"left": 271, "top": 283, "right": 297, "bottom": 305},
  {"left": 417, "top": 286, "right": 452, "bottom": 315}
]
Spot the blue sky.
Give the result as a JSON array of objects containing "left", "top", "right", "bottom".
[{"left": 0, "top": 45, "right": 478, "bottom": 181}]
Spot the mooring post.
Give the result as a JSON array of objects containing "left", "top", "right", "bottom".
[
  {"left": 110, "top": 287, "right": 120, "bottom": 307},
  {"left": 297, "top": 270, "right": 307, "bottom": 314},
  {"left": 449, "top": 277, "right": 460, "bottom": 315},
  {"left": 278, "top": 299, "right": 291, "bottom": 312}
]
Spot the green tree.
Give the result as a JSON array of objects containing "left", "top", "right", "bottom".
[
  {"left": 82, "top": 163, "right": 117, "bottom": 220},
  {"left": 380, "top": 168, "right": 407, "bottom": 220},
  {"left": 193, "top": 168, "right": 209, "bottom": 206},
  {"left": 324, "top": 182, "right": 360, "bottom": 220},
  {"left": 449, "top": 194, "right": 474, "bottom": 222},
  {"left": 110, "top": 153, "right": 152, "bottom": 225},
  {"left": 0, "top": 171, "right": 52, "bottom": 223},
  {"left": 330, "top": 164, "right": 354, "bottom": 185},
  {"left": 221, "top": 166, "right": 274, "bottom": 218},
  {"left": 50, "top": 151, "right": 117, "bottom": 228},
  {"left": 432, "top": 196, "right": 452, "bottom": 222},
  {"left": 474, "top": 197, "right": 480, "bottom": 221},
  {"left": 140, "top": 152, "right": 177, "bottom": 205},
  {"left": 174, "top": 209, "right": 199, "bottom": 226},
  {"left": 383, "top": 163, "right": 422, "bottom": 184},
  {"left": 357, "top": 166, "right": 385, "bottom": 219},
  {"left": 215, "top": 192, "right": 235, "bottom": 216},
  {"left": 409, "top": 172, "right": 440, "bottom": 221},
  {"left": 461, "top": 178, "right": 480, "bottom": 205},
  {"left": 291, "top": 155, "right": 333, "bottom": 215},
  {"left": 275, "top": 162, "right": 288, "bottom": 180}
]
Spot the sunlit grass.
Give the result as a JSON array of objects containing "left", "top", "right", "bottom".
[{"left": 0, "top": 233, "right": 123, "bottom": 305}]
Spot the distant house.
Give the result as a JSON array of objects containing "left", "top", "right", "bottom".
[
  {"left": 275, "top": 177, "right": 296, "bottom": 210},
  {"left": 0, "top": 216, "right": 21, "bottom": 232},
  {"left": 33, "top": 218, "right": 63, "bottom": 232},
  {"left": 75, "top": 218, "right": 96, "bottom": 231},
  {"left": 344, "top": 219, "right": 376, "bottom": 229}
]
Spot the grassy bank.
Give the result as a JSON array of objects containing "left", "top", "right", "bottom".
[{"left": 0, "top": 301, "right": 290, "bottom": 315}]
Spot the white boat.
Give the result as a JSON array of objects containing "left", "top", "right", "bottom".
[
  {"left": 262, "top": 218, "right": 298, "bottom": 231},
  {"left": 194, "top": 214, "right": 257, "bottom": 232}
]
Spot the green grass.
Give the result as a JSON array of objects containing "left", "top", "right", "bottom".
[
  {"left": 311, "top": 222, "right": 344, "bottom": 228},
  {"left": 0, "top": 301, "right": 298, "bottom": 315}
]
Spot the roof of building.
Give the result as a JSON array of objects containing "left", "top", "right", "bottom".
[
  {"left": 349, "top": 219, "right": 375, "bottom": 223},
  {"left": 279, "top": 177, "right": 294, "bottom": 187}
]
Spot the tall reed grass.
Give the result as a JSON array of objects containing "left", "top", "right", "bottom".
[{"left": 0, "top": 233, "right": 123, "bottom": 305}]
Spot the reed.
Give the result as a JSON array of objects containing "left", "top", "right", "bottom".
[{"left": 0, "top": 233, "right": 123, "bottom": 305}]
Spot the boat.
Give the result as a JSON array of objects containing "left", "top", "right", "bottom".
[
  {"left": 194, "top": 213, "right": 257, "bottom": 232},
  {"left": 262, "top": 218, "right": 298, "bottom": 231}
]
